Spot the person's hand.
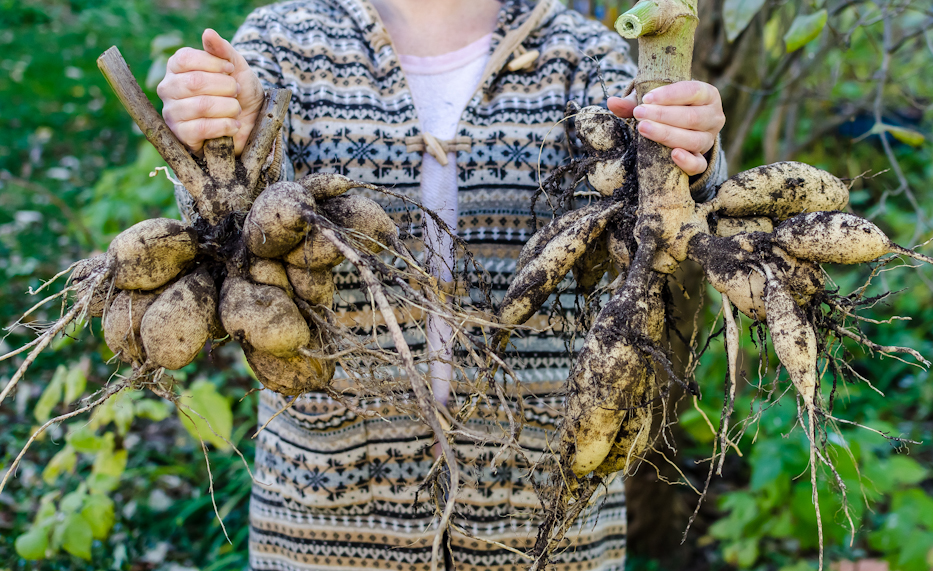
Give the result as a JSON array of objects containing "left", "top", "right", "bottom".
[
  {"left": 157, "top": 29, "right": 266, "bottom": 155},
  {"left": 607, "top": 81, "right": 725, "bottom": 177}
]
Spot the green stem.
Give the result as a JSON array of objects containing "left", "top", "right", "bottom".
[
  {"left": 620, "top": 0, "right": 698, "bottom": 101},
  {"left": 615, "top": 2, "right": 662, "bottom": 38},
  {"left": 618, "top": 0, "right": 702, "bottom": 273}
]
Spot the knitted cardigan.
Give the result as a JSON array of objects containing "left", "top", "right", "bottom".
[{"left": 184, "top": 1, "right": 726, "bottom": 569}]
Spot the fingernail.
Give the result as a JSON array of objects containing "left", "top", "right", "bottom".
[
  {"left": 633, "top": 105, "right": 647, "bottom": 119},
  {"left": 224, "top": 63, "right": 235, "bottom": 74},
  {"left": 235, "top": 120, "right": 242, "bottom": 128},
  {"left": 638, "top": 120, "right": 653, "bottom": 135},
  {"left": 235, "top": 82, "right": 241, "bottom": 95},
  {"left": 643, "top": 93, "right": 655, "bottom": 104}
]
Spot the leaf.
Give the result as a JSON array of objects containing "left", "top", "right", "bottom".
[
  {"left": 89, "top": 391, "right": 116, "bottom": 429},
  {"left": 81, "top": 493, "right": 115, "bottom": 540},
  {"left": 67, "top": 425, "right": 104, "bottom": 454},
  {"left": 710, "top": 492, "right": 760, "bottom": 540},
  {"left": 888, "top": 125, "right": 925, "bottom": 146},
  {"left": 87, "top": 473, "right": 121, "bottom": 495},
  {"left": 90, "top": 390, "right": 134, "bottom": 434},
  {"left": 59, "top": 487, "right": 86, "bottom": 514},
  {"left": 763, "top": 14, "right": 782, "bottom": 53},
  {"left": 145, "top": 57, "right": 169, "bottom": 90},
  {"left": 91, "top": 433, "right": 127, "bottom": 480},
  {"left": 722, "top": 0, "right": 767, "bottom": 42},
  {"left": 63, "top": 361, "right": 87, "bottom": 403},
  {"left": 178, "top": 380, "right": 233, "bottom": 451},
  {"left": 868, "top": 123, "right": 926, "bottom": 147},
  {"left": 895, "top": 529, "right": 933, "bottom": 571},
  {"left": 891, "top": 489, "right": 933, "bottom": 529},
  {"left": 112, "top": 390, "right": 135, "bottom": 436},
  {"left": 58, "top": 512, "right": 93, "bottom": 560},
  {"left": 242, "top": 350, "right": 258, "bottom": 381},
  {"left": 50, "top": 319, "right": 84, "bottom": 351},
  {"left": 723, "top": 537, "right": 759, "bottom": 568},
  {"left": 676, "top": 407, "right": 716, "bottom": 444},
  {"left": 42, "top": 445, "right": 77, "bottom": 484},
  {"left": 35, "top": 493, "right": 59, "bottom": 523},
  {"left": 763, "top": 509, "right": 794, "bottom": 539},
  {"left": 150, "top": 32, "right": 184, "bottom": 56},
  {"left": 784, "top": 10, "right": 828, "bottom": 52},
  {"left": 15, "top": 527, "right": 49, "bottom": 560},
  {"left": 749, "top": 441, "right": 784, "bottom": 490},
  {"left": 886, "top": 455, "right": 930, "bottom": 487},
  {"left": 134, "top": 397, "right": 170, "bottom": 422},
  {"left": 35, "top": 365, "right": 66, "bottom": 423}
]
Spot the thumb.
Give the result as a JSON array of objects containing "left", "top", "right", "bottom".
[
  {"left": 607, "top": 93, "right": 637, "bottom": 119},
  {"left": 202, "top": 29, "right": 248, "bottom": 73}
]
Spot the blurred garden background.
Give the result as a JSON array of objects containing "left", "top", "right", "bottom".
[{"left": 0, "top": 0, "right": 931, "bottom": 570}]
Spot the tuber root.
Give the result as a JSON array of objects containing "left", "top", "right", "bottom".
[
  {"left": 141, "top": 267, "right": 217, "bottom": 370},
  {"left": 220, "top": 277, "right": 311, "bottom": 358},
  {"left": 285, "top": 265, "right": 335, "bottom": 308},
  {"left": 499, "top": 201, "right": 623, "bottom": 327},
  {"left": 774, "top": 211, "right": 933, "bottom": 266},
  {"left": 516, "top": 201, "right": 607, "bottom": 273},
  {"left": 249, "top": 257, "right": 294, "bottom": 296},
  {"left": 319, "top": 194, "right": 399, "bottom": 254},
  {"left": 243, "top": 181, "right": 316, "bottom": 258},
  {"left": 714, "top": 216, "right": 774, "bottom": 237},
  {"left": 108, "top": 218, "right": 198, "bottom": 290},
  {"left": 104, "top": 289, "right": 159, "bottom": 365},
  {"left": 70, "top": 253, "right": 112, "bottom": 317},
  {"left": 283, "top": 229, "right": 345, "bottom": 270},
  {"left": 701, "top": 162, "right": 849, "bottom": 221},
  {"left": 688, "top": 233, "right": 823, "bottom": 320},
  {"left": 561, "top": 270, "right": 664, "bottom": 477},
  {"left": 572, "top": 230, "right": 611, "bottom": 295},
  {"left": 298, "top": 171, "right": 384, "bottom": 201},
  {"left": 243, "top": 336, "right": 335, "bottom": 396}
]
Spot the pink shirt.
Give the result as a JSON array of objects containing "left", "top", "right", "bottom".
[{"left": 399, "top": 34, "right": 492, "bottom": 405}]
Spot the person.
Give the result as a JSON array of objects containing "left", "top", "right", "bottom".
[{"left": 158, "top": 1, "right": 725, "bottom": 569}]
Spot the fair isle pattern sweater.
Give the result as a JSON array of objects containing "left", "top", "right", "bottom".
[{"left": 214, "top": 1, "right": 726, "bottom": 569}]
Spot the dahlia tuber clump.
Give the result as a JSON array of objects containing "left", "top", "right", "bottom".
[
  {"left": 487, "top": 2, "right": 932, "bottom": 569},
  {"left": 0, "top": 49, "right": 484, "bottom": 538}
]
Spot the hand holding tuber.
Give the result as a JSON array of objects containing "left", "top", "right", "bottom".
[
  {"left": 607, "top": 80, "right": 724, "bottom": 176},
  {"left": 158, "top": 29, "right": 265, "bottom": 155}
]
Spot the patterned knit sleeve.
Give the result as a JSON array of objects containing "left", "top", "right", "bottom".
[
  {"left": 233, "top": 7, "right": 295, "bottom": 185},
  {"left": 569, "top": 18, "right": 637, "bottom": 108},
  {"left": 232, "top": 7, "right": 286, "bottom": 93},
  {"left": 566, "top": 15, "right": 726, "bottom": 202}
]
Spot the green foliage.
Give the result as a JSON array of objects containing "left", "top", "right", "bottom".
[
  {"left": 865, "top": 123, "right": 926, "bottom": 148},
  {"left": 722, "top": 0, "right": 767, "bottom": 42},
  {"left": 177, "top": 380, "right": 234, "bottom": 451},
  {"left": 783, "top": 10, "right": 827, "bottom": 53},
  {"left": 684, "top": 262, "right": 933, "bottom": 568},
  {"left": 5, "top": 370, "right": 253, "bottom": 567},
  {"left": 15, "top": 484, "right": 112, "bottom": 562},
  {"left": 679, "top": 2, "right": 933, "bottom": 569},
  {"left": 0, "top": 0, "right": 264, "bottom": 568}
]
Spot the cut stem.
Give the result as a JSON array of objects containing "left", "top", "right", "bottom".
[
  {"left": 241, "top": 88, "right": 292, "bottom": 196},
  {"left": 615, "top": 1, "right": 663, "bottom": 38},
  {"left": 97, "top": 47, "right": 208, "bottom": 201}
]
